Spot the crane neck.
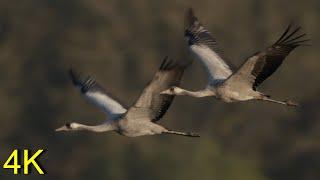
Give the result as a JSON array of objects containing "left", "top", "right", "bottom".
[
  {"left": 72, "top": 122, "right": 116, "bottom": 132},
  {"left": 176, "top": 88, "right": 215, "bottom": 98}
]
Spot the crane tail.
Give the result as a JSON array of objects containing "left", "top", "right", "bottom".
[{"left": 164, "top": 130, "right": 200, "bottom": 137}]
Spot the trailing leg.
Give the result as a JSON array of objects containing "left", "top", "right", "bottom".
[
  {"left": 256, "top": 95, "right": 299, "bottom": 107},
  {"left": 164, "top": 129, "right": 200, "bottom": 137}
]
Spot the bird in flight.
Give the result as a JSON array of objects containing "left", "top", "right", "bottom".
[
  {"left": 161, "top": 8, "right": 309, "bottom": 107},
  {"left": 56, "top": 57, "right": 199, "bottom": 137}
]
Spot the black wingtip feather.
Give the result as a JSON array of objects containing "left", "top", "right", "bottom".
[
  {"left": 274, "top": 23, "right": 292, "bottom": 44},
  {"left": 69, "top": 69, "right": 82, "bottom": 86},
  {"left": 285, "top": 33, "right": 306, "bottom": 44},
  {"left": 251, "top": 24, "right": 310, "bottom": 89},
  {"left": 159, "top": 56, "right": 176, "bottom": 71},
  {"left": 281, "top": 26, "right": 301, "bottom": 43},
  {"left": 274, "top": 24, "right": 310, "bottom": 47},
  {"left": 186, "top": 8, "right": 195, "bottom": 22},
  {"left": 159, "top": 56, "right": 190, "bottom": 72},
  {"left": 290, "top": 39, "right": 311, "bottom": 46},
  {"left": 185, "top": 8, "right": 199, "bottom": 30},
  {"left": 159, "top": 56, "right": 175, "bottom": 70},
  {"left": 68, "top": 69, "right": 97, "bottom": 93}
]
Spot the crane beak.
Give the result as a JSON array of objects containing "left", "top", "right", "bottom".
[
  {"left": 55, "top": 126, "right": 68, "bottom": 132},
  {"left": 160, "top": 88, "right": 174, "bottom": 95}
]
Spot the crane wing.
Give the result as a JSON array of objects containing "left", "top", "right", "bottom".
[
  {"left": 125, "top": 57, "right": 188, "bottom": 122},
  {"left": 185, "top": 8, "right": 233, "bottom": 85},
  {"left": 224, "top": 24, "right": 309, "bottom": 90},
  {"left": 69, "top": 70, "right": 127, "bottom": 119}
]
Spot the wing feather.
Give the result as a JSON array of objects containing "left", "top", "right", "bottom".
[
  {"left": 185, "top": 8, "right": 233, "bottom": 85},
  {"left": 125, "top": 57, "right": 188, "bottom": 122},
  {"left": 69, "top": 70, "right": 127, "bottom": 119},
  {"left": 224, "top": 24, "right": 309, "bottom": 90}
]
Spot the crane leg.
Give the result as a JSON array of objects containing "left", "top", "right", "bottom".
[
  {"left": 256, "top": 96, "right": 299, "bottom": 107},
  {"left": 164, "top": 130, "right": 200, "bottom": 137}
]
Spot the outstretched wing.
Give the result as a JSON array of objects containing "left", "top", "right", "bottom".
[
  {"left": 125, "top": 57, "right": 188, "bottom": 122},
  {"left": 69, "top": 69, "right": 127, "bottom": 119},
  {"left": 185, "top": 8, "right": 233, "bottom": 85},
  {"left": 224, "top": 24, "right": 309, "bottom": 90}
]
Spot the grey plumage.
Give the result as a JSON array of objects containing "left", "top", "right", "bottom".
[
  {"left": 225, "top": 23, "right": 309, "bottom": 91},
  {"left": 251, "top": 24, "right": 309, "bottom": 89},
  {"left": 69, "top": 69, "right": 102, "bottom": 94},
  {"left": 128, "top": 58, "right": 186, "bottom": 122},
  {"left": 69, "top": 69, "right": 127, "bottom": 119},
  {"left": 161, "top": 8, "right": 309, "bottom": 107},
  {"left": 185, "top": 8, "right": 235, "bottom": 72},
  {"left": 56, "top": 57, "right": 199, "bottom": 137}
]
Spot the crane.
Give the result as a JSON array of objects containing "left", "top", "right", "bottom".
[
  {"left": 161, "top": 8, "right": 309, "bottom": 107},
  {"left": 56, "top": 57, "right": 199, "bottom": 137}
]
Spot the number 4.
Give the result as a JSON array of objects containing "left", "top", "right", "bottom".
[
  {"left": 3, "top": 149, "right": 21, "bottom": 174},
  {"left": 3, "top": 149, "right": 45, "bottom": 175}
]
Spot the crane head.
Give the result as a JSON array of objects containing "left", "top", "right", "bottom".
[{"left": 55, "top": 122, "right": 76, "bottom": 132}]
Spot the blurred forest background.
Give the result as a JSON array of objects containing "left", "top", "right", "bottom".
[{"left": 0, "top": 0, "right": 319, "bottom": 179}]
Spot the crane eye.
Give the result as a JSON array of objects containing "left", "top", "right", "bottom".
[{"left": 65, "top": 123, "right": 71, "bottom": 128}]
